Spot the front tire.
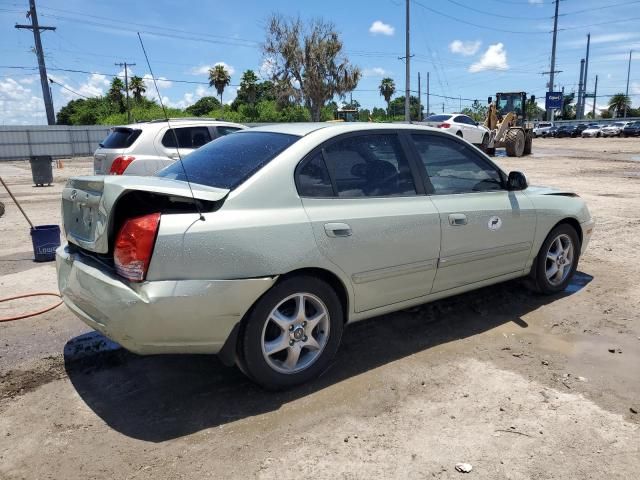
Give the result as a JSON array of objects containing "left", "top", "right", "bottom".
[
  {"left": 241, "top": 275, "right": 344, "bottom": 390},
  {"left": 530, "top": 224, "right": 580, "bottom": 295}
]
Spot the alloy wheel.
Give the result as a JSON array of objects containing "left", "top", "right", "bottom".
[{"left": 545, "top": 234, "right": 574, "bottom": 286}]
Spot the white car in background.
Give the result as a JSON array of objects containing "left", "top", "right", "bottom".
[
  {"left": 600, "top": 122, "right": 627, "bottom": 137},
  {"left": 421, "top": 114, "right": 489, "bottom": 147},
  {"left": 533, "top": 122, "right": 554, "bottom": 138},
  {"left": 93, "top": 118, "right": 247, "bottom": 175},
  {"left": 581, "top": 125, "right": 603, "bottom": 138}
]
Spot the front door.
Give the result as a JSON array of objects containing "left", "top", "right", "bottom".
[
  {"left": 409, "top": 132, "right": 536, "bottom": 292},
  {"left": 296, "top": 132, "right": 442, "bottom": 312}
]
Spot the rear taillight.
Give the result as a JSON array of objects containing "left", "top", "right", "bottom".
[
  {"left": 437, "top": 123, "right": 451, "bottom": 129},
  {"left": 109, "top": 156, "right": 135, "bottom": 175},
  {"left": 114, "top": 212, "right": 161, "bottom": 282}
]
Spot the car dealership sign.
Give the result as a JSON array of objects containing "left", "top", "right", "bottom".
[{"left": 545, "top": 92, "right": 564, "bottom": 110}]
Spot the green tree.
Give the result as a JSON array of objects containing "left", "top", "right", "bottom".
[
  {"left": 108, "top": 78, "right": 125, "bottom": 112},
  {"left": 378, "top": 78, "right": 396, "bottom": 116},
  {"left": 608, "top": 93, "right": 632, "bottom": 117},
  {"left": 461, "top": 100, "right": 488, "bottom": 122},
  {"left": 525, "top": 98, "right": 543, "bottom": 121},
  {"left": 208, "top": 64, "right": 231, "bottom": 104},
  {"left": 389, "top": 96, "right": 422, "bottom": 121},
  {"left": 185, "top": 96, "right": 221, "bottom": 116},
  {"left": 561, "top": 93, "right": 575, "bottom": 120},
  {"left": 264, "top": 14, "right": 361, "bottom": 121},
  {"left": 128, "top": 76, "right": 146, "bottom": 102},
  {"left": 238, "top": 70, "right": 259, "bottom": 105}
]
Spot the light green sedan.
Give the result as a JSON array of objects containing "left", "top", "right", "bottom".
[{"left": 56, "top": 123, "right": 594, "bottom": 389}]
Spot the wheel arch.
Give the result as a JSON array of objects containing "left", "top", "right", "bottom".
[{"left": 553, "top": 217, "right": 583, "bottom": 246}]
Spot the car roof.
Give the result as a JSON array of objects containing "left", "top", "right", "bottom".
[
  {"left": 248, "top": 122, "right": 440, "bottom": 137},
  {"left": 113, "top": 119, "right": 246, "bottom": 130}
]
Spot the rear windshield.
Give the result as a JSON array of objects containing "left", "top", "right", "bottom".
[
  {"left": 100, "top": 128, "right": 142, "bottom": 149},
  {"left": 425, "top": 115, "right": 452, "bottom": 122},
  {"left": 157, "top": 131, "right": 300, "bottom": 189}
]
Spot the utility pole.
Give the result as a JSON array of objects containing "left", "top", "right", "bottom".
[
  {"left": 577, "top": 59, "right": 585, "bottom": 119},
  {"left": 417, "top": 72, "right": 421, "bottom": 121},
  {"left": 426, "top": 72, "right": 430, "bottom": 117},
  {"left": 15, "top": 0, "right": 56, "bottom": 125},
  {"left": 624, "top": 50, "right": 632, "bottom": 118},
  {"left": 547, "top": 0, "right": 560, "bottom": 121},
  {"left": 592, "top": 75, "right": 598, "bottom": 119},
  {"left": 404, "top": 0, "right": 411, "bottom": 122},
  {"left": 582, "top": 33, "right": 591, "bottom": 119},
  {"left": 459, "top": 95, "right": 462, "bottom": 112},
  {"left": 115, "top": 62, "right": 136, "bottom": 123}
]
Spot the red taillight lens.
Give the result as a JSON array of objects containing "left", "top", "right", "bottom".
[
  {"left": 437, "top": 123, "right": 451, "bottom": 128},
  {"left": 114, "top": 212, "right": 161, "bottom": 282},
  {"left": 109, "top": 156, "right": 135, "bottom": 175}
]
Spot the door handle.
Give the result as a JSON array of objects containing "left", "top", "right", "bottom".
[
  {"left": 324, "top": 223, "right": 352, "bottom": 237},
  {"left": 448, "top": 213, "right": 467, "bottom": 226}
]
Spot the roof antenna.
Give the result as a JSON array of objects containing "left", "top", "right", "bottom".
[{"left": 137, "top": 32, "right": 204, "bottom": 222}]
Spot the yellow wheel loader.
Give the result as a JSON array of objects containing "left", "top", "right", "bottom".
[{"left": 484, "top": 92, "right": 535, "bottom": 157}]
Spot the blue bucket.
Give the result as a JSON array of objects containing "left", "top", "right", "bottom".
[{"left": 30, "top": 225, "right": 61, "bottom": 262}]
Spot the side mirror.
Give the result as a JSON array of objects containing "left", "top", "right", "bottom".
[
  {"left": 507, "top": 171, "right": 528, "bottom": 191},
  {"left": 475, "top": 121, "right": 480, "bottom": 126},
  {"left": 487, "top": 96, "right": 493, "bottom": 105}
]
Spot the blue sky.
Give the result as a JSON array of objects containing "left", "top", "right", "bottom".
[{"left": 1, "top": 0, "right": 639, "bottom": 124}]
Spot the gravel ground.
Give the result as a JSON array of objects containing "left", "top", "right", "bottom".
[{"left": 1, "top": 139, "right": 639, "bottom": 479}]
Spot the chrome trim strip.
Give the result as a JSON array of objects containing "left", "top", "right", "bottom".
[
  {"left": 438, "top": 242, "right": 532, "bottom": 268},
  {"left": 352, "top": 259, "right": 437, "bottom": 284}
]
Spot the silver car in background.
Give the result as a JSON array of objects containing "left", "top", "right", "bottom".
[{"left": 57, "top": 123, "right": 594, "bottom": 389}]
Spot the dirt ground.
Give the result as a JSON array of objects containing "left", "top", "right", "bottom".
[{"left": 1, "top": 138, "right": 639, "bottom": 479}]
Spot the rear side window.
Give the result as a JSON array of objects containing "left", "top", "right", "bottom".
[
  {"left": 412, "top": 134, "right": 503, "bottom": 194},
  {"left": 157, "top": 131, "right": 299, "bottom": 189},
  {"left": 162, "top": 127, "right": 212, "bottom": 149},
  {"left": 320, "top": 134, "right": 416, "bottom": 198},
  {"left": 297, "top": 153, "right": 334, "bottom": 197},
  {"left": 100, "top": 128, "right": 141, "bottom": 148}
]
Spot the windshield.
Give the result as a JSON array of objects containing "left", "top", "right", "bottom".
[
  {"left": 157, "top": 131, "right": 300, "bottom": 189},
  {"left": 425, "top": 115, "right": 452, "bottom": 122}
]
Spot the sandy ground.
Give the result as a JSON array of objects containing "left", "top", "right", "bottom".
[{"left": 0, "top": 138, "right": 639, "bottom": 479}]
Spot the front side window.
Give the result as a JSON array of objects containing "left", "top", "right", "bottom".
[
  {"left": 162, "top": 127, "right": 212, "bottom": 149},
  {"left": 412, "top": 134, "right": 503, "bottom": 194},
  {"left": 321, "top": 134, "right": 416, "bottom": 198},
  {"left": 158, "top": 131, "right": 299, "bottom": 189}
]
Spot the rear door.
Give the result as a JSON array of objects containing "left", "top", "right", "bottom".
[
  {"left": 298, "top": 131, "right": 441, "bottom": 313},
  {"left": 409, "top": 132, "right": 536, "bottom": 292}
]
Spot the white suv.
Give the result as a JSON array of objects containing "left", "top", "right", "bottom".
[{"left": 93, "top": 119, "right": 247, "bottom": 175}]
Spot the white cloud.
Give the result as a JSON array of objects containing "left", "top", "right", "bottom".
[
  {"left": 469, "top": 43, "right": 509, "bottom": 73},
  {"left": 259, "top": 57, "right": 276, "bottom": 79},
  {"left": 632, "top": 82, "right": 640, "bottom": 95},
  {"left": 528, "top": 0, "right": 543, "bottom": 4},
  {"left": 362, "top": 67, "right": 388, "bottom": 77},
  {"left": 449, "top": 40, "right": 481, "bottom": 56},
  {"left": 369, "top": 20, "right": 394, "bottom": 36},
  {"left": 0, "top": 78, "right": 46, "bottom": 124},
  {"left": 190, "top": 62, "right": 235, "bottom": 76},
  {"left": 18, "top": 76, "right": 36, "bottom": 85},
  {"left": 565, "top": 32, "right": 639, "bottom": 48}
]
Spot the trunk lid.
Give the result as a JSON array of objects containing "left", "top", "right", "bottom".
[{"left": 62, "top": 175, "right": 229, "bottom": 253}]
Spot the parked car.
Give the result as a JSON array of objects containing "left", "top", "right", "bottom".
[
  {"left": 57, "top": 123, "right": 594, "bottom": 389},
  {"left": 581, "top": 125, "right": 603, "bottom": 138},
  {"left": 601, "top": 122, "right": 627, "bottom": 137},
  {"left": 622, "top": 121, "right": 640, "bottom": 137},
  {"left": 542, "top": 126, "right": 559, "bottom": 138},
  {"left": 533, "top": 122, "right": 553, "bottom": 138},
  {"left": 574, "top": 124, "right": 590, "bottom": 136},
  {"left": 422, "top": 114, "right": 489, "bottom": 146},
  {"left": 555, "top": 125, "right": 578, "bottom": 138},
  {"left": 93, "top": 118, "right": 247, "bottom": 176}
]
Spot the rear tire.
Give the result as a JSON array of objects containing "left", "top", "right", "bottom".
[
  {"left": 529, "top": 224, "right": 580, "bottom": 295},
  {"left": 241, "top": 275, "right": 344, "bottom": 390},
  {"left": 505, "top": 128, "right": 525, "bottom": 157},
  {"left": 523, "top": 132, "right": 533, "bottom": 155}
]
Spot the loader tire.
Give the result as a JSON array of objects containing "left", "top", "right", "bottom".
[
  {"left": 523, "top": 132, "right": 533, "bottom": 155},
  {"left": 505, "top": 128, "right": 525, "bottom": 157}
]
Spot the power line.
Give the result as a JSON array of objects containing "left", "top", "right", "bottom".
[
  {"left": 445, "top": 0, "right": 551, "bottom": 20},
  {"left": 48, "top": 77, "right": 91, "bottom": 99}
]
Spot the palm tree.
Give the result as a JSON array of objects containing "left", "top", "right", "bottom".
[
  {"left": 128, "top": 76, "right": 146, "bottom": 102},
  {"left": 608, "top": 93, "right": 632, "bottom": 118},
  {"left": 379, "top": 78, "right": 396, "bottom": 117},
  {"left": 208, "top": 64, "right": 231, "bottom": 104}
]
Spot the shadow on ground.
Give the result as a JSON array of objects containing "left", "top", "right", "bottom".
[{"left": 64, "top": 272, "right": 592, "bottom": 442}]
